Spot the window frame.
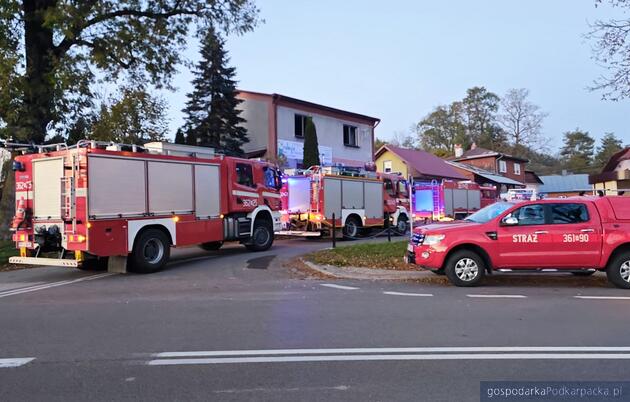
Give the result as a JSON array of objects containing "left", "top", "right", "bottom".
[
  {"left": 513, "top": 163, "right": 521, "bottom": 175},
  {"left": 383, "top": 160, "right": 393, "bottom": 173},
  {"left": 235, "top": 163, "right": 255, "bottom": 188},
  {"left": 505, "top": 203, "right": 546, "bottom": 226},
  {"left": 343, "top": 124, "right": 359, "bottom": 148},
  {"left": 498, "top": 160, "right": 507, "bottom": 173},
  {"left": 294, "top": 114, "right": 308, "bottom": 138},
  {"left": 548, "top": 203, "right": 590, "bottom": 225}
]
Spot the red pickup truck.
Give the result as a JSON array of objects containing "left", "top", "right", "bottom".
[{"left": 405, "top": 196, "right": 630, "bottom": 288}]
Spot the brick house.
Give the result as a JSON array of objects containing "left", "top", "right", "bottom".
[{"left": 452, "top": 145, "right": 528, "bottom": 185}]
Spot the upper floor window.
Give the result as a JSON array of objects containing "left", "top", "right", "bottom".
[
  {"left": 514, "top": 163, "right": 521, "bottom": 175},
  {"left": 498, "top": 160, "right": 507, "bottom": 173},
  {"left": 294, "top": 114, "right": 308, "bottom": 138},
  {"left": 343, "top": 125, "right": 359, "bottom": 147},
  {"left": 236, "top": 163, "right": 254, "bottom": 188},
  {"left": 383, "top": 160, "right": 392, "bottom": 173}
]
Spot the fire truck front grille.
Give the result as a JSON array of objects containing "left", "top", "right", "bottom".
[{"left": 411, "top": 233, "right": 424, "bottom": 245}]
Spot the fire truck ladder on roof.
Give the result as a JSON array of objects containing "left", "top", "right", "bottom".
[{"left": 431, "top": 179, "right": 441, "bottom": 221}]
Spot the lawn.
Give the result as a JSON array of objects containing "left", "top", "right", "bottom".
[{"left": 306, "top": 241, "right": 412, "bottom": 270}]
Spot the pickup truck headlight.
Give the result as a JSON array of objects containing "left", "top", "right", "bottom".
[{"left": 423, "top": 234, "right": 445, "bottom": 245}]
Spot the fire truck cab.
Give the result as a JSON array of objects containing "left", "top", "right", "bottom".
[
  {"left": 8, "top": 141, "right": 283, "bottom": 273},
  {"left": 406, "top": 196, "right": 630, "bottom": 289}
]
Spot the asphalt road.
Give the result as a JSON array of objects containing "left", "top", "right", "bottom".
[{"left": 1, "top": 236, "right": 630, "bottom": 402}]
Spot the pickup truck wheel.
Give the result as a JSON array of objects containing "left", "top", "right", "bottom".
[
  {"left": 606, "top": 252, "right": 630, "bottom": 289},
  {"left": 445, "top": 250, "right": 485, "bottom": 287},
  {"left": 343, "top": 217, "right": 361, "bottom": 240},
  {"left": 129, "top": 229, "right": 170, "bottom": 274},
  {"left": 245, "top": 221, "right": 274, "bottom": 252},
  {"left": 200, "top": 241, "right": 223, "bottom": 251}
]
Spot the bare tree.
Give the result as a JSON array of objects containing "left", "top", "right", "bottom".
[
  {"left": 587, "top": 0, "right": 630, "bottom": 100},
  {"left": 498, "top": 88, "right": 548, "bottom": 150}
]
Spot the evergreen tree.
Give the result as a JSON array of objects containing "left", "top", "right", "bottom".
[
  {"left": 182, "top": 28, "right": 249, "bottom": 156},
  {"left": 560, "top": 129, "right": 596, "bottom": 173},
  {"left": 302, "top": 117, "right": 321, "bottom": 168},
  {"left": 595, "top": 132, "right": 624, "bottom": 169},
  {"left": 174, "top": 129, "right": 186, "bottom": 145}
]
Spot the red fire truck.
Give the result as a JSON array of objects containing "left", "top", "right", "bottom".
[
  {"left": 406, "top": 196, "right": 630, "bottom": 289},
  {"left": 7, "top": 141, "right": 283, "bottom": 273},
  {"left": 279, "top": 166, "right": 410, "bottom": 238},
  {"left": 411, "top": 180, "right": 496, "bottom": 222}
]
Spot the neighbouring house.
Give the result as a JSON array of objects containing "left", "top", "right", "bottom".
[
  {"left": 446, "top": 161, "right": 524, "bottom": 197},
  {"left": 524, "top": 170, "right": 544, "bottom": 192},
  {"left": 451, "top": 144, "right": 529, "bottom": 184},
  {"left": 537, "top": 173, "right": 592, "bottom": 197},
  {"left": 589, "top": 147, "right": 630, "bottom": 195},
  {"left": 237, "top": 90, "right": 380, "bottom": 168},
  {"left": 374, "top": 145, "right": 467, "bottom": 182}
]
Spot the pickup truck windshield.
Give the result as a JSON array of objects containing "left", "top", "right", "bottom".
[{"left": 465, "top": 202, "right": 514, "bottom": 223}]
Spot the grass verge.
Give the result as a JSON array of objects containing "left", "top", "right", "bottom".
[{"left": 306, "top": 241, "right": 412, "bottom": 270}]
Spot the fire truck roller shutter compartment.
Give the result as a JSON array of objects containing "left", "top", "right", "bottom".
[
  {"left": 32, "top": 157, "right": 64, "bottom": 220},
  {"left": 194, "top": 164, "right": 221, "bottom": 218},
  {"left": 147, "top": 161, "right": 193, "bottom": 215},
  {"left": 444, "top": 187, "right": 454, "bottom": 217},
  {"left": 324, "top": 178, "right": 342, "bottom": 218},
  {"left": 468, "top": 189, "right": 481, "bottom": 210},
  {"left": 364, "top": 181, "right": 384, "bottom": 219},
  {"left": 88, "top": 156, "right": 147, "bottom": 217},
  {"left": 452, "top": 189, "right": 468, "bottom": 213},
  {"left": 287, "top": 176, "right": 311, "bottom": 213},
  {"left": 342, "top": 180, "right": 364, "bottom": 209}
]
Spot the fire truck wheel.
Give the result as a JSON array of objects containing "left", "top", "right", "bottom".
[
  {"left": 444, "top": 250, "right": 485, "bottom": 287},
  {"left": 342, "top": 216, "right": 362, "bottom": 240},
  {"left": 246, "top": 221, "right": 274, "bottom": 252},
  {"left": 200, "top": 241, "right": 223, "bottom": 251},
  {"left": 606, "top": 251, "right": 630, "bottom": 289},
  {"left": 130, "top": 229, "right": 171, "bottom": 274},
  {"left": 396, "top": 216, "right": 409, "bottom": 235}
]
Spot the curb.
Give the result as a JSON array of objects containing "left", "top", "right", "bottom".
[{"left": 301, "top": 259, "right": 433, "bottom": 281}]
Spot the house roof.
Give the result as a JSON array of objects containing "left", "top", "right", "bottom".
[
  {"left": 452, "top": 146, "right": 529, "bottom": 163},
  {"left": 538, "top": 174, "right": 591, "bottom": 194},
  {"left": 602, "top": 147, "right": 630, "bottom": 172},
  {"left": 237, "top": 90, "right": 380, "bottom": 125},
  {"left": 376, "top": 145, "right": 467, "bottom": 180},
  {"left": 446, "top": 161, "right": 525, "bottom": 186}
]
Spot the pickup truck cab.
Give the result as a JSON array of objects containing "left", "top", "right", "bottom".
[{"left": 406, "top": 196, "right": 630, "bottom": 288}]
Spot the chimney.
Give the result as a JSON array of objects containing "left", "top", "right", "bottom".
[
  {"left": 471, "top": 142, "right": 477, "bottom": 150},
  {"left": 454, "top": 144, "right": 463, "bottom": 158}
]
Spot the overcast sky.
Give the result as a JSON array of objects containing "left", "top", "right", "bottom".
[{"left": 166, "top": 0, "right": 630, "bottom": 152}]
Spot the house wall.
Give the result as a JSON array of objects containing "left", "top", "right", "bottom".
[
  {"left": 276, "top": 105, "right": 374, "bottom": 168},
  {"left": 238, "top": 97, "right": 271, "bottom": 155},
  {"left": 593, "top": 179, "right": 630, "bottom": 195},
  {"left": 375, "top": 150, "right": 408, "bottom": 177}
]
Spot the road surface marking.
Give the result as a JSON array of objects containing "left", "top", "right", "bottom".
[
  {"left": 574, "top": 296, "right": 630, "bottom": 300},
  {"left": 383, "top": 291, "right": 433, "bottom": 297},
  {"left": 0, "top": 273, "right": 114, "bottom": 299},
  {"left": 320, "top": 284, "right": 359, "bottom": 290},
  {"left": 154, "top": 346, "right": 630, "bottom": 358},
  {"left": 0, "top": 358, "right": 35, "bottom": 368},
  {"left": 467, "top": 294, "right": 527, "bottom": 299},
  {"left": 148, "top": 353, "right": 630, "bottom": 365}
]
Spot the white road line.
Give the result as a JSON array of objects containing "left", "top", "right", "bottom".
[
  {"left": 467, "top": 294, "right": 527, "bottom": 299},
  {"left": 383, "top": 291, "right": 433, "bottom": 297},
  {"left": 148, "top": 353, "right": 630, "bottom": 366},
  {"left": 154, "top": 346, "right": 630, "bottom": 358},
  {"left": 0, "top": 273, "right": 114, "bottom": 299},
  {"left": 574, "top": 296, "right": 630, "bottom": 300},
  {"left": 320, "top": 284, "right": 359, "bottom": 290},
  {"left": 0, "top": 358, "right": 35, "bottom": 368}
]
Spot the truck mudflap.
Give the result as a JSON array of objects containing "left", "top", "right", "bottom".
[{"left": 8, "top": 256, "right": 79, "bottom": 267}]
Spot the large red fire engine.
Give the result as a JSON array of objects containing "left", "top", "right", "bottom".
[
  {"left": 411, "top": 180, "right": 496, "bottom": 222},
  {"left": 278, "top": 166, "right": 410, "bottom": 238},
  {"left": 7, "top": 141, "right": 283, "bottom": 273}
]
